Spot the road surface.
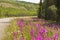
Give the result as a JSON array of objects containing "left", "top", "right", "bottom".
[{"left": 0, "top": 17, "right": 17, "bottom": 40}]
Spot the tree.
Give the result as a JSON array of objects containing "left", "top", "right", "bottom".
[
  {"left": 38, "top": 0, "right": 43, "bottom": 18},
  {"left": 55, "top": 0, "right": 60, "bottom": 22},
  {"left": 38, "top": 0, "right": 60, "bottom": 23},
  {"left": 38, "top": 0, "right": 55, "bottom": 19},
  {"left": 44, "top": 0, "right": 49, "bottom": 20}
]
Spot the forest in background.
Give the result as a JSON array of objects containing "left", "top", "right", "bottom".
[{"left": 38, "top": 0, "right": 60, "bottom": 23}]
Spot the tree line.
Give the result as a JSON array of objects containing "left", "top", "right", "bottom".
[{"left": 38, "top": 0, "right": 60, "bottom": 23}]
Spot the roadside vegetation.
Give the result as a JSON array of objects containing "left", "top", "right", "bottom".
[{"left": 2, "top": 18, "right": 60, "bottom": 40}]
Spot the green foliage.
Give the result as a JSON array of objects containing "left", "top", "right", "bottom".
[
  {"left": 38, "top": 0, "right": 60, "bottom": 23},
  {"left": 47, "top": 31, "right": 53, "bottom": 37}
]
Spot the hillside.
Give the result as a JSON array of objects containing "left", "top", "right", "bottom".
[{"left": 0, "top": 0, "right": 39, "bottom": 17}]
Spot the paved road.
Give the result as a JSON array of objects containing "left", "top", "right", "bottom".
[{"left": 0, "top": 17, "right": 16, "bottom": 40}]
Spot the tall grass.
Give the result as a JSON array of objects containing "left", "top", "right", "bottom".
[{"left": 2, "top": 18, "right": 60, "bottom": 40}]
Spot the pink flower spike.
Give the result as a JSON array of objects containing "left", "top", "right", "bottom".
[
  {"left": 30, "top": 22, "right": 33, "bottom": 26},
  {"left": 13, "top": 32, "right": 18, "bottom": 40},
  {"left": 31, "top": 36, "right": 35, "bottom": 40},
  {"left": 36, "top": 24, "right": 41, "bottom": 28},
  {"left": 30, "top": 28, "right": 34, "bottom": 36},
  {"left": 17, "top": 21, "right": 24, "bottom": 27},
  {"left": 20, "top": 36, "right": 24, "bottom": 40},
  {"left": 39, "top": 28, "right": 48, "bottom": 34},
  {"left": 13, "top": 31, "right": 18, "bottom": 37},
  {"left": 53, "top": 33, "right": 58, "bottom": 39},
  {"left": 35, "top": 35, "right": 43, "bottom": 40},
  {"left": 47, "top": 38, "right": 51, "bottom": 40},
  {"left": 13, "top": 37, "right": 16, "bottom": 40}
]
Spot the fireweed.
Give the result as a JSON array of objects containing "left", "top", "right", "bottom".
[{"left": 2, "top": 19, "right": 60, "bottom": 40}]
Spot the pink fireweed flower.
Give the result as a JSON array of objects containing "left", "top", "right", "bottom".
[
  {"left": 53, "top": 33, "right": 58, "bottom": 39},
  {"left": 30, "top": 22, "right": 33, "bottom": 26},
  {"left": 36, "top": 24, "right": 41, "bottom": 28},
  {"left": 17, "top": 21, "right": 24, "bottom": 32},
  {"left": 13, "top": 31, "right": 18, "bottom": 37},
  {"left": 13, "top": 37, "right": 17, "bottom": 40},
  {"left": 39, "top": 28, "right": 48, "bottom": 34},
  {"left": 20, "top": 36, "right": 24, "bottom": 40},
  {"left": 35, "top": 35, "right": 43, "bottom": 40},
  {"left": 31, "top": 36, "right": 35, "bottom": 40},
  {"left": 47, "top": 38, "right": 51, "bottom": 40},
  {"left": 13, "top": 32, "right": 18, "bottom": 40},
  {"left": 17, "top": 21, "right": 24, "bottom": 27},
  {"left": 30, "top": 28, "right": 34, "bottom": 36},
  {"left": 44, "top": 38, "right": 52, "bottom": 40}
]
